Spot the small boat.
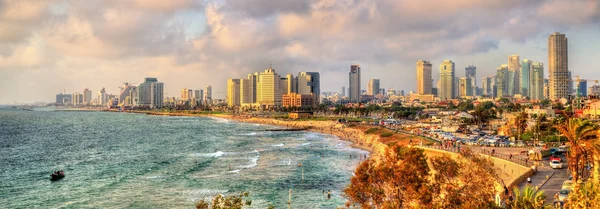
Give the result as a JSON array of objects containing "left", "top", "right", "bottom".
[{"left": 50, "top": 170, "right": 65, "bottom": 181}]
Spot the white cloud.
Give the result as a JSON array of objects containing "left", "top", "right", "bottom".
[{"left": 1, "top": 0, "right": 600, "bottom": 103}]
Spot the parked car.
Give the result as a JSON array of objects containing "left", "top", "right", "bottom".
[
  {"left": 557, "top": 189, "right": 570, "bottom": 202},
  {"left": 557, "top": 146, "right": 568, "bottom": 153},
  {"left": 562, "top": 180, "right": 574, "bottom": 190},
  {"left": 550, "top": 160, "right": 562, "bottom": 169}
]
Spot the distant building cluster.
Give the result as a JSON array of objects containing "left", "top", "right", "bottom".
[
  {"left": 226, "top": 66, "right": 320, "bottom": 109},
  {"left": 404, "top": 32, "right": 596, "bottom": 103},
  {"left": 55, "top": 77, "right": 165, "bottom": 109}
]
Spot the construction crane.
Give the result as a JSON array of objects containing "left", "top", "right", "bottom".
[{"left": 573, "top": 75, "right": 598, "bottom": 84}]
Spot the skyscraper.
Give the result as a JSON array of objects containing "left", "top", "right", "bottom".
[
  {"left": 459, "top": 77, "right": 473, "bottom": 97},
  {"left": 181, "top": 88, "right": 190, "bottom": 100},
  {"left": 151, "top": 82, "right": 164, "bottom": 108},
  {"left": 98, "top": 88, "right": 108, "bottom": 106},
  {"left": 482, "top": 76, "right": 492, "bottom": 97},
  {"left": 341, "top": 86, "right": 345, "bottom": 97},
  {"left": 496, "top": 65, "right": 509, "bottom": 97},
  {"left": 548, "top": 32, "right": 571, "bottom": 100},
  {"left": 439, "top": 60, "right": 455, "bottom": 100},
  {"left": 204, "top": 85, "right": 212, "bottom": 104},
  {"left": 256, "top": 67, "right": 282, "bottom": 107},
  {"left": 296, "top": 72, "right": 320, "bottom": 105},
  {"left": 576, "top": 80, "right": 588, "bottom": 97},
  {"left": 227, "top": 79, "right": 241, "bottom": 107},
  {"left": 520, "top": 59, "right": 531, "bottom": 97},
  {"left": 367, "top": 79, "right": 380, "bottom": 95},
  {"left": 83, "top": 88, "right": 92, "bottom": 104},
  {"left": 194, "top": 90, "right": 201, "bottom": 100},
  {"left": 416, "top": 60, "right": 432, "bottom": 94},
  {"left": 465, "top": 65, "right": 477, "bottom": 95},
  {"left": 349, "top": 65, "right": 361, "bottom": 102},
  {"left": 137, "top": 77, "right": 163, "bottom": 108},
  {"left": 280, "top": 74, "right": 295, "bottom": 95},
  {"left": 530, "top": 61, "right": 544, "bottom": 101},
  {"left": 508, "top": 55, "right": 520, "bottom": 96}
]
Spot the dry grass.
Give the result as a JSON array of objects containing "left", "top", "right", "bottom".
[{"left": 353, "top": 125, "right": 430, "bottom": 146}]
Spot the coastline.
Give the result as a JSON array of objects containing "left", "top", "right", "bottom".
[{"left": 108, "top": 110, "right": 387, "bottom": 155}]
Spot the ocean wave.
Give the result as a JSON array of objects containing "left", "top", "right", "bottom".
[
  {"left": 227, "top": 169, "right": 240, "bottom": 173},
  {"left": 191, "top": 151, "right": 225, "bottom": 158},
  {"left": 271, "top": 143, "right": 284, "bottom": 147},
  {"left": 238, "top": 132, "right": 257, "bottom": 136},
  {"left": 207, "top": 116, "right": 230, "bottom": 123},
  {"left": 301, "top": 142, "right": 311, "bottom": 146},
  {"left": 238, "top": 150, "right": 260, "bottom": 169}
]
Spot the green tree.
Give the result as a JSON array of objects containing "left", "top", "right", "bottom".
[
  {"left": 506, "top": 185, "right": 547, "bottom": 209},
  {"left": 566, "top": 181, "right": 600, "bottom": 209},
  {"left": 555, "top": 118, "right": 599, "bottom": 183},
  {"left": 473, "top": 102, "right": 496, "bottom": 125},
  {"left": 513, "top": 111, "right": 528, "bottom": 141}
]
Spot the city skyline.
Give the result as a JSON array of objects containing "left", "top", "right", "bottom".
[{"left": 1, "top": 0, "right": 600, "bottom": 104}]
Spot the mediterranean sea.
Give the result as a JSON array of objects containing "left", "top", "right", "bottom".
[{"left": 0, "top": 107, "right": 367, "bottom": 208}]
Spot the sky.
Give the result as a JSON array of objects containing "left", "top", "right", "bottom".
[{"left": 1, "top": 0, "right": 600, "bottom": 104}]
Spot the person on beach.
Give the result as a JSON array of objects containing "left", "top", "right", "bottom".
[{"left": 327, "top": 190, "right": 331, "bottom": 200}]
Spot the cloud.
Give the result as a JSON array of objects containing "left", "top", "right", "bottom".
[{"left": 1, "top": 0, "right": 600, "bottom": 103}]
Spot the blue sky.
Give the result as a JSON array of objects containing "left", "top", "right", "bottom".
[{"left": 0, "top": 0, "right": 599, "bottom": 103}]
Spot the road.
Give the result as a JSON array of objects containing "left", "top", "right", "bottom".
[{"left": 469, "top": 146, "right": 569, "bottom": 205}]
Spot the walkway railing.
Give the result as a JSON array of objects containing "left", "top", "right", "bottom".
[
  {"left": 418, "top": 145, "right": 533, "bottom": 167},
  {"left": 382, "top": 125, "right": 533, "bottom": 167}
]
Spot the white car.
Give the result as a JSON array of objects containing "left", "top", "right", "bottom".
[
  {"left": 550, "top": 160, "right": 563, "bottom": 169},
  {"left": 558, "top": 189, "right": 570, "bottom": 202}
]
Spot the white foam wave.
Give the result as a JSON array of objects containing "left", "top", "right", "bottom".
[
  {"left": 271, "top": 143, "right": 284, "bottom": 147},
  {"left": 238, "top": 150, "right": 260, "bottom": 169},
  {"left": 207, "top": 116, "right": 230, "bottom": 123},
  {"left": 146, "top": 175, "right": 161, "bottom": 179},
  {"left": 240, "top": 132, "right": 257, "bottom": 136},
  {"left": 227, "top": 169, "right": 240, "bottom": 173},
  {"left": 301, "top": 142, "right": 311, "bottom": 146},
  {"left": 192, "top": 151, "right": 225, "bottom": 158}
]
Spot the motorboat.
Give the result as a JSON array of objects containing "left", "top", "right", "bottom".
[{"left": 50, "top": 170, "right": 65, "bottom": 181}]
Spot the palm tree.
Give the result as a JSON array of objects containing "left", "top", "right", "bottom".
[
  {"left": 513, "top": 111, "right": 528, "bottom": 141},
  {"left": 507, "top": 185, "right": 546, "bottom": 209},
  {"left": 554, "top": 118, "right": 598, "bottom": 183},
  {"left": 587, "top": 138, "right": 600, "bottom": 184},
  {"left": 566, "top": 181, "right": 600, "bottom": 209}
]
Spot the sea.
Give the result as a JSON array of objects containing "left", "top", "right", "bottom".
[{"left": 0, "top": 107, "right": 368, "bottom": 208}]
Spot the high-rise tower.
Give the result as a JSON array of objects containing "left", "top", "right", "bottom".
[
  {"left": 349, "top": 65, "right": 361, "bottom": 102},
  {"left": 548, "top": 32, "right": 570, "bottom": 100},
  {"left": 416, "top": 60, "right": 433, "bottom": 94},
  {"left": 439, "top": 60, "right": 455, "bottom": 100}
]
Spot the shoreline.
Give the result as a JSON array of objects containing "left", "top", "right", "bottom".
[{"left": 108, "top": 110, "right": 385, "bottom": 155}]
